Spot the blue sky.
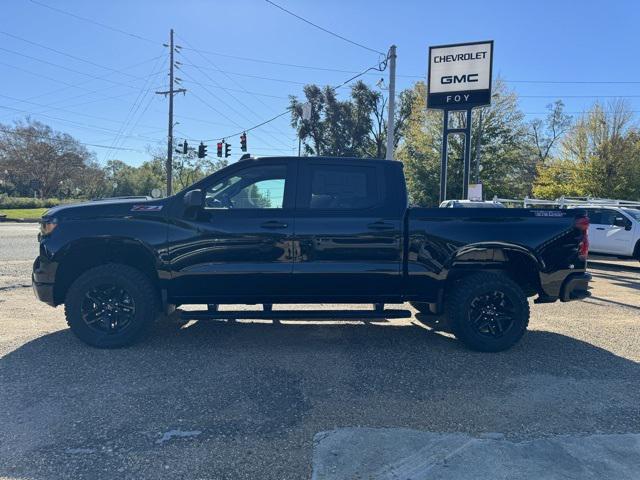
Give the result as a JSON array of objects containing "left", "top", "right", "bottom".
[{"left": 2, "top": 0, "right": 639, "bottom": 165}]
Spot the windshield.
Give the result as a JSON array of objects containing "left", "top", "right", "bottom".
[{"left": 622, "top": 208, "right": 640, "bottom": 221}]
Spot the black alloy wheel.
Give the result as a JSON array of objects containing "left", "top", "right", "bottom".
[
  {"left": 468, "top": 290, "right": 516, "bottom": 338},
  {"left": 65, "top": 264, "right": 158, "bottom": 348},
  {"left": 446, "top": 272, "right": 529, "bottom": 352},
  {"left": 81, "top": 284, "right": 136, "bottom": 334}
]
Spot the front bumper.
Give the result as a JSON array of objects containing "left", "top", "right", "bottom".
[
  {"left": 559, "top": 272, "right": 591, "bottom": 302},
  {"left": 32, "top": 256, "right": 57, "bottom": 306}
]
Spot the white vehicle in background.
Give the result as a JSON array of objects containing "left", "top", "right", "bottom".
[
  {"left": 439, "top": 200, "right": 505, "bottom": 208},
  {"left": 491, "top": 196, "right": 640, "bottom": 260},
  {"left": 582, "top": 207, "right": 640, "bottom": 260}
]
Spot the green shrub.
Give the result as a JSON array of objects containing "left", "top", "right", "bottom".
[{"left": 0, "top": 196, "right": 80, "bottom": 209}]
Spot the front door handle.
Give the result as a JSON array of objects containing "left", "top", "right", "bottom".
[
  {"left": 595, "top": 227, "right": 605, "bottom": 230},
  {"left": 367, "top": 221, "right": 395, "bottom": 231},
  {"left": 260, "top": 220, "right": 288, "bottom": 229}
]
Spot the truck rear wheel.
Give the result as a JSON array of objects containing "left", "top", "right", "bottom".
[
  {"left": 64, "top": 264, "right": 159, "bottom": 348},
  {"left": 446, "top": 272, "right": 529, "bottom": 352}
]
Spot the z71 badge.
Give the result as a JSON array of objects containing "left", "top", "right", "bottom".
[{"left": 131, "top": 205, "right": 163, "bottom": 212}]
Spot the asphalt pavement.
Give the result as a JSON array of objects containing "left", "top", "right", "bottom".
[
  {"left": 0, "top": 223, "right": 38, "bottom": 289},
  {"left": 0, "top": 223, "right": 639, "bottom": 479}
]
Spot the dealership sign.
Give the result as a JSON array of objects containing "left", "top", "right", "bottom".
[{"left": 427, "top": 41, "right": 493, "bottom": 109}]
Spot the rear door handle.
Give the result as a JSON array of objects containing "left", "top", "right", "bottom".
[
  {"left": 367, "top": 221, "right": 395, "bottom": 231},
  {"left": 260, "top": 220, "right": 288, "bottom": 229},
  {"left": 596, "top": 227, "right": 605, "bottom": 230}
]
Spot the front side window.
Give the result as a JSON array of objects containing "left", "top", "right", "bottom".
[
  {"left": 308, "top": 164, "right": 379, "bottom": 210},
  {"left": 204, "top": 164, "right": 286, "bottom": 209}
]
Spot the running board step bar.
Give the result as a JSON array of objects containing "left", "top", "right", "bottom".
[{"left": 179, "top": 309, "right": 413, "bottom": 321}]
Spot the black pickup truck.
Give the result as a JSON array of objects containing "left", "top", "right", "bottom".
[{"left": 33, "top": 156, "right": 590, "bottom": 351}]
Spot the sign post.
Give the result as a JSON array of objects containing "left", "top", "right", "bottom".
[{"left": 427, "top": 40, "right": 493, "bottom": 202}]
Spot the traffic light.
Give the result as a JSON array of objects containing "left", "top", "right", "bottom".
[
  {"left": 182, "top": 140, "right": 188, "bottom": 154},
  {"left": 217, "top": 142, "right": 223, "bottom": 158},
  {"left": 240, "top": 132, "right": 247, "bottom": 152},
  {"left": 225, "top": 141, "right": 231, "bottom": 158},
  {"left": 198, "top": 142, "right": 207, "bottom": 159}
]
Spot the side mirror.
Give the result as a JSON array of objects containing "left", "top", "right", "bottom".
[{"left": 183, "top": 189, "right": 203, "bottom": 208}]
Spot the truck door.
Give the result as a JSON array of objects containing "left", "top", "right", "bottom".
[
  {"left": 167, "top": 159, "right": 296, "bottom": 301},
  {"left": 292, "top": 159, "right": 403, "bottom": 300},
  {"left": 590, "top": 209, "right": 634, "bottom": 255}
]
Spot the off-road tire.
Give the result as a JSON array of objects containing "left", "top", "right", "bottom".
[
  {"left": 65, "top": 264, "right": 159, "bottom": 348},
  {"left": 446, "top": 272, "right": 529, "bottom": 352}
]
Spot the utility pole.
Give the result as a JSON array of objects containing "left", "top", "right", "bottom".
[
  {"left": 385, "top": 45, "right": 396, "bottom": 160},
  {"left": 155, "top": 29, "right": 186, "bottom": 196},
  {"left": 474, "top": 109, "right": 483, "bottom": 183}
]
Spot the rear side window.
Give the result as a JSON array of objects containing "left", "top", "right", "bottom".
[
  {"left": 599, "top": 210, "right": 617, "bottom": 226},
  {"left": 307, "top": 164, "right": 379, "bottom": 210},
  {"left": 586, "top": 210, "right": 602, "bottom": 224}
]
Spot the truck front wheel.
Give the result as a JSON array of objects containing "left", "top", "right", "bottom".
[
  {"left": 64, "top": 264, "right": 159, "bottom": 348},
  {"left": 446, "top": 272, "right": 529, "bottom": 352}
]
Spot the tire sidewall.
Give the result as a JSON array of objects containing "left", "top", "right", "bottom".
[
  {"left": 449, "top": 275, "right": 529, "bottom": 352},
  {"left": 66, "top": 266, "right": 156, "bottom": 348}
]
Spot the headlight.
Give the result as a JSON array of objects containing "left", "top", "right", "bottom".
[{"left": 39, "top": 219, "right": 58, "bottom": 237}]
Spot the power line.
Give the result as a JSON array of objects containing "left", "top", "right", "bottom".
[
  {"left": 0, "top": 127, "right": 143, "bottom": 152},
  {"left": 103, "top": 54, "right": 167, "bottom": 162},
  {"left": 0, "top": 30, "right": 150, "bottom": 80},
  {"left": 203, "top": 111, "right": 291, "bottom": 142},
  {"left": 520, "top": 95, "right": 640, "bottom": 98},
  {"left": 265, "top": 0, "right": 385, "bottom": 56},
  {"left": 200, "top": 57, "right": 388, "bottom": 142},
  {"left": 20, "top": 1, "right": 640, "bottom": 86},
  {"left": 523, "top": 110, "right": 640, "bottom": 115},
  {"left": 28, "top": 0, "right": 158, "bottom": 44},
  {"left": 177, "top": 38, "right": 297, "bottom": 143},
  {"left": 179, "top": 46, "right": 374, "bottom": 74},
  {"left": 179, "top": 70, "right": 290, "bottom": 150},
  {"left": 508, "top": 79, "right": 640, "bottom": 85},
  {"left": 176, "top": 82, "right": 287, "bottom": 99},
  {"left": 0, "top": 105, "right": 161, "bottom": 142},
  {"left": 0, "top": 46, "right": 157, "bottom": 91},
  {"left": 0, "top": 92, "right": 159, "bottom": 129},
  {"left": 178, "top": 64, "right": 640, "bottom": 96},
  {"left": 179, "top": 64, "right": 307, "bottom": 85},
  {"left": 0, "top": 55, "right": 164, "bottom": 120},
  {"left": 120, "top": 46, "right": 640, "bottom": 85}
]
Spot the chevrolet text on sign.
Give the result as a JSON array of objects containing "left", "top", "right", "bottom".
[{"left": 427, "top": 40, "right": 493, "bottom": 109}]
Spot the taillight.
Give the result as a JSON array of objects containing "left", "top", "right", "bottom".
[{"left": 576, "top": 216, "right": 589, "bottom": 261}]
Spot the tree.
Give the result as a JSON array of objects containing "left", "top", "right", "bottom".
[
  {"left": 0, "top": 118, "right": 95, "bottom": 198},
  {"left": 533, "top": 100, "right": 640, "bottom": 200},
  {"left": 397, "top": 80, "right": 535, "bottom": 205},
  {"left": 529, "top": 100, "right": 573, "bottom": 164},
  {"left": 289, "top": 81, "right": 414, "bottom": 159}
]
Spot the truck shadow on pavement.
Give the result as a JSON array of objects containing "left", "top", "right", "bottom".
[{"left": 1, "top": 319, "right": 639, "bottom": 479}]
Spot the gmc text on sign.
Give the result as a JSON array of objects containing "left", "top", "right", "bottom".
[{"left": 427, "top": 41, "right": 493, "bottom": 109}]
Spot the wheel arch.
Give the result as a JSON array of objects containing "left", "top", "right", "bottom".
[
  {"left": 53, "top": 237, "right": 161, "bottom": 306},
  {"left": 446, "top": 243, "right": 544, "bottom": 297}
]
